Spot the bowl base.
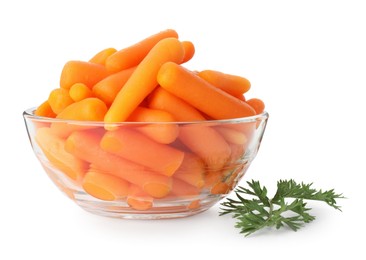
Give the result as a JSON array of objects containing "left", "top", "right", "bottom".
[{"left": 74, "top": 192, "right": 222, "bottom": 219}]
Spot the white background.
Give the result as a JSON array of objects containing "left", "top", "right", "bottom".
[{"left": 1, "top": 0, "right": 365, "bottom": 259}]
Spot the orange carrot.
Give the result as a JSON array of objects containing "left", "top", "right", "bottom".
[
  {"left": 246, "top": 98, "right": 265, "bottom": 114},
  {"left": 36, "top": 127, "right": 88, "bottom": 182},
  {"left": 198, "top": 69, "right": 251, "bottom": 98},
  {"left": 228, "top": 143, "right": 246, "bottom": 164},
  {"left": 69, "top": 83, "right": 93, "bottom": 102},
  {"left": 203, "top": 171, "right": 220, "bottom": 190},
  {"left": 105, "top": 29, "right": 179, "bottom": 73},
  {"left": 210, "top": 182, "right": 230, "bottom": 195},
  {"left": 127, "top": 184, "right": 154, "bottom": 210},
  {"left": 187, "top": 199, "right": 201, "bottom": 210},
  {"left": 65, "top": 129, "right": 144, "bottom": 172},
  {"left": 179, "top": 125, "right": 231, "bottom": 171},
  {"left": 173, "top": 153, "right": 205, "bottom": 188},
  {"left": 92, "top": 67, "right": 135, "bottom": 106},
  {"left": 158, "top": 62, "right": 256, "bottom": 120},
  {"left": 89, "top": 47, "right": 117, "bottom": 65},
  {"left": 100, "top": 127, "right": 184, "bottom": 176},
  {"left": 65, "top": 130, "right": 172, "bottom": 198},
  {"left": 181, "top": 41, "right": 195, "bottom": 63},
  {"left": 171, "top": 178, "right": 201, "bottom": 198},
  {"left": 60, "top": 60, "right": 110, "bottom": 89},
  {"left": 215, "top": 126, "right": 248, "bottom": 145},
  {"left": 224, "top": 163, "right": 248, "bottom": 190},
  {"left": 147, "top": 87, "right": 206, "bottom": 121},
  {"left": 56, "top": 98, "right": 107, "bottom": 121},
  {"left": 50, "top": 98, "right": 107, "bottom": 138},
  {"left": 104, "top": 37, "right": 185, "bottom": 124},
  {"left": 82, "top": 167, "right": 129, "bottom": 201},
  {"left": 48, "top": 88, "right": 74, "bottom": 114},
  {"left": 35, "top": 100, "right": 57, "bottom": 118},
  {"left": 127, "top": 106, "right": 179, "bottom": 144}
]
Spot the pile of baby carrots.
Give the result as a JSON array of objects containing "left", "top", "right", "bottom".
[{"left": 34, "top": 29, "right": 265, "bottom": 211}]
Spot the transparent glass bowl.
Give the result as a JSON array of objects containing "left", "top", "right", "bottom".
[{"left": 23, "top": 108, "right": 268, "bottom": 219}]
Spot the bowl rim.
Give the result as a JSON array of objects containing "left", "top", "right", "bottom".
[{"left": 23, "top": 107, "right": 269, "bottom": 126}]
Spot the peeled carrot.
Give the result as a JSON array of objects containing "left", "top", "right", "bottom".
[
  {"left": 127, "top": 106, "right": 179, "bottom": 144},
  {"left": 158, "top": 62, "right": 256, "bottom": 120},
  {"left": 56, "top": 98, "right": 107, "bottom": 121},
  {"left": 89, "top": 47, "right": 117, "bottom": 65},
  {"left": 60, "top": 60, "right": 110, "bottom": 89},
  {"left": 92, "top": 67, "right": 135, "bottom": 106},
  {"left": 246, "top": 98, "right": 265, "bottom": 114},
  {"left": 65, "top": 130, "right": 145, "bottom": 172},
  {"left": 210, "top": 182, "right": 230, "bottom": 195},
  {"left": 65, "top": 130, "right": 172, "bottom": 198},
  {"left": 198, "top": 69, "right": 251, "bottom": 98},
  {"left": 69, "top": 83, "right": 93, "bottom": 102},
  {"left": 35, "top": 100, "right": 57, "bottom": 118},
  {"left": 127, "top": 184, "right": 154, "bottom": 210},
  {"left": 50, "top": 98, "right": 107, "bottom": 138},
  {"left": 105, "top": 29, "right": 179, "bottom": 73},
  {"left": 215, "top": 126, "right": 248, "bottom": 145},
  {"left": 187, "top": 199, "right": 201, "bottom": 210},
  {"left": 181, "top": 41, "right": 195, "bottom": 63},
  {"left": 82, "top": 167, "right": 129, "bottom": 201},
  {"left": 104, "top": 37, "right": 185, "bottom": 123},
  {"left": 203, "top": 170, "right": 223, "bottom": 189},
  {"left": 224, "top": 163, "right": 248, "bottom": 190},
  {"left": 179, "top": 125, "right": 231, "bottom": 171},
  {"left": 228, "top": 143, "right": 246, "bottom": 164},
  {"left": 171, "top": 178, "right": 201, "bottom": 198},
  {"left": 36, "top": 127, "right": 88, "bottom": 182},
  {"left": 100, "top": 127, "right": 184, "bottom": 176},
  {"left": 48, "top": 88, "right": 74, "bottom": 114},
  {"left": 173, "top": 153, "right": 205, "bottom": 188},
  {"left": 147, "top": 87, "right": 205, "bottom": 121}
]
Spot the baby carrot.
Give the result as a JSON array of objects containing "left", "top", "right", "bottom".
[
  {"left": 147, "top": 87, "right": 206, "bottom": 121},
  {"left": 203, "top": 170, "right": 223, "bottom": 189},
  {"left": 48, "top": 88, "right": 74, "bottom": 114},
  {"left": 181, "top": 41, "right": 195, "bottom": 63},
  {"left": 127, "top": 106, "right": 179, "bottom": 144},
  {"left": 56, "top": 98, "right": 107, "bottom": 121},
  {"left": 36, "top": 127, "right": 88, "bottom": 182},
  {"left": 198, "top": 69, "right": 251, "bottom": 98},
  {"left": 50, "top": 98, "right": 107, "bottom": 138},
  {"left": 179, "top": 125, "right": 231, "bottom": 171},
  {"left": 82, "top": 167, "right": 129, "bottom": 201},
  {"left": 158, "top": 62, "right": 256, "bottom": 120},
  {"left": 227, "top": 143, "right": 246, "bottom": 164},
  {"left": 65, "top": 130, "right": 145, "bottom": 172},
  {"left": 60, "top": 60, "right": 110, "bottom": 89},
  {"left": 89, "top": 47, "right": 117, "bottom": 65},
  {"left": 100, "top": 127, "right": 184, "bottom": 176},
  {"left": 69, "top": 83, "right": 93, "bottom": 102},
  {"left": 104, "top": 37, "right": 185, "bottom": 123},
  {"left": 92, "top": 67, "right": 135, "bottom": 106},
  {"left": 171, "top": 178, "right": 201, "bottom": 198},
  {"left": 173, "top": 153, "right": 205, "bottom": 188},
  {"left": 215, "top": 126, "right": 248, "bottom": 145},
  {"left": 35, "top": 100, "right": 57, "bottom": 118},
  {"left": 246, "top": 98, "right": 265, "bottom": 114},
  {"left": 65, "top": 130, "right": 172, "bottom": 198},
  {"left": 105, "top": 29, "right": 179, "bottom": 73},
  {"left": 127, "top": 184, "right": 154, "bottom": 211},
  {"left": 210, "top": 182, "right": 230, "bottom": 195}
]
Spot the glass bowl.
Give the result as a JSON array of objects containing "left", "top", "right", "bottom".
[{"left": 23, "top": 108, "right": 268, "bottom": 219}]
